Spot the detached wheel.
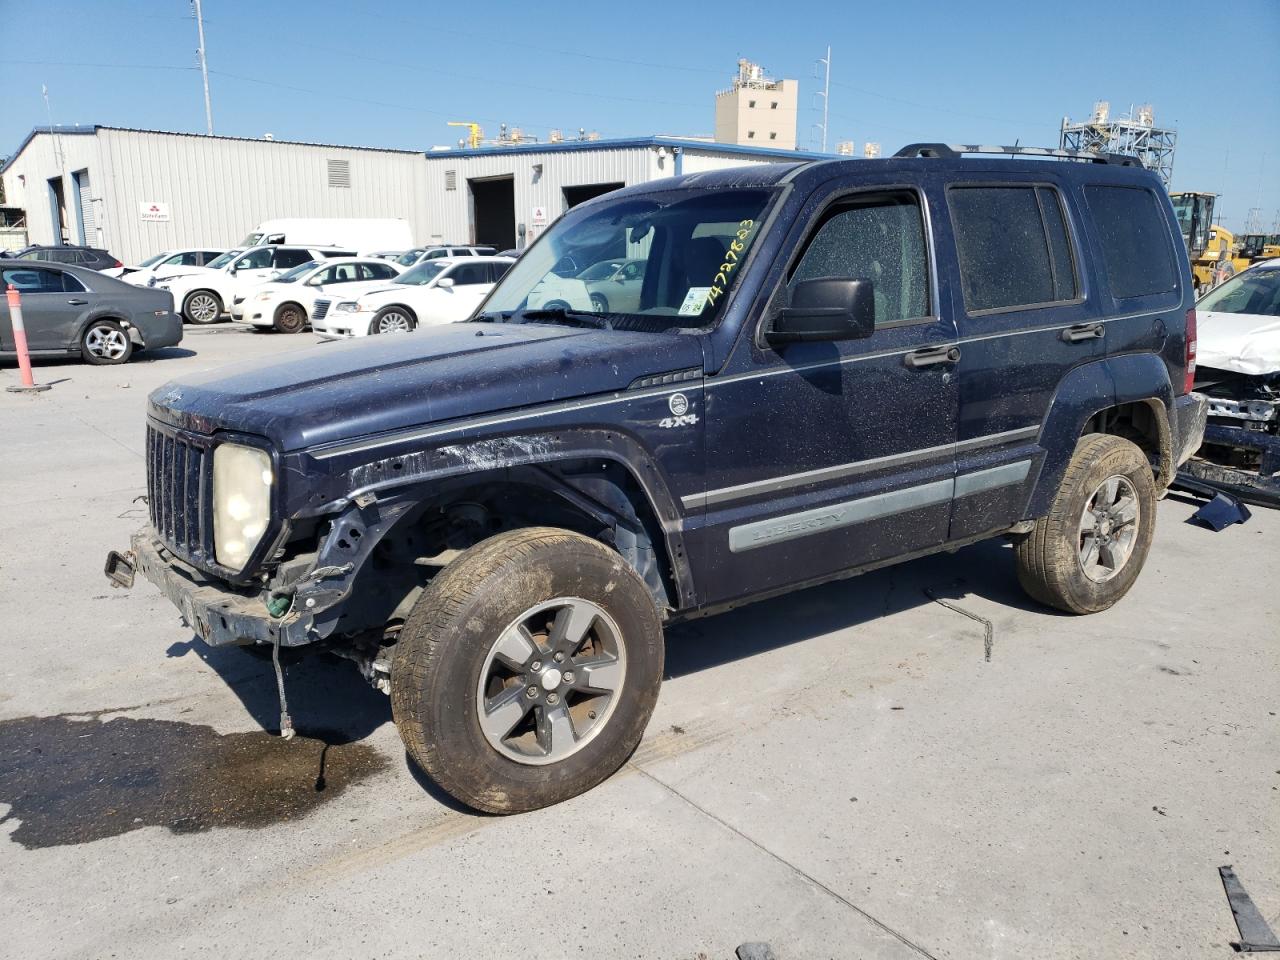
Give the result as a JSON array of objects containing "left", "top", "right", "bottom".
[
  {"left": 370, "top": 307, "right": 415, "bottom": 335},
  {"left": 273, "top": 302, "right": 307, "bottom": 334},
  {"left": 391, "top": 527, "right": 664, "bottom": 813},
  {"left": 1015, "top": 433, "right": 1156, "bottom": 614},
  {"left": 81, "top": 319, "right": 133, "bottom": 365},
  {"left": 182, "top": 290, "right": 222, "bottom": 325}
]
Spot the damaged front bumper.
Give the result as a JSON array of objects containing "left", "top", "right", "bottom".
[{"left": 104, "top": 527, "right": 342, "bottom": 648}]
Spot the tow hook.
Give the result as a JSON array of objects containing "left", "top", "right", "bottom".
[{"left": 104, "top": 550, "right": 137, "bottom": 589}]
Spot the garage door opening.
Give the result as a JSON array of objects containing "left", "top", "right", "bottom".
[
  {"left": 563, "top": 182, "right": 625, "bottom": 209},
  {"left": 469, "top": 176, "right": 515, "bottom": 250},
  {"left": 47, "top": 176, "right": 69, "bottom": 244}
]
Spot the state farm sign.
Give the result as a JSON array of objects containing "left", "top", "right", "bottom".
[{"left": 139, "top": 202, "right": 171, "bottom": 223}]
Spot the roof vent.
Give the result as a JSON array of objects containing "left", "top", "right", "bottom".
[{"left": 327, "top": 158, "right": 351, "bottom": 188}]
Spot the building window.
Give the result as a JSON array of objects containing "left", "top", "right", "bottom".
[
  {"left": 748, "top": 100, "right": 756, "bottom": 108},
  {"left": 747, "top": 131, "right": 756, "bottom": 139},
  {"left": 769, "top": 132, "right": 777, "bottom": 140},
  {"left": 326, "top": 159, "right": 351, "bottom": 189}
]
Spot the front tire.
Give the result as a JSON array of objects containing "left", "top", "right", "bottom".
[
  {"left": 182, "top": 290, "right": 222, "bottom": 325},
  {"left": 391, "top": 527, "right": 664, "bottom": 813},
  {"left": 370, "top": 306, "right": 416, "bottom": 335},
  {"left": 81, "top": 319, "right": 133, "bottom": 365},
  {"left": 589, "top": 293, "right": 609, "bottom": 313},
  {"left": 273, "top": 302, "right": 307, "bottom": 334},
  {"left": 1014, "top": 433, "right": 1156, "bottom": 614}
]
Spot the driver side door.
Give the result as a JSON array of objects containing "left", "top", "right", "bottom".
[{"left": 694, "top": 180, "right": 961, "bottom": 606}]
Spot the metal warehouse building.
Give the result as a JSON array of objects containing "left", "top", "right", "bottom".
[{"left": 1, "top": 126, "right": 823, "bottom": 263}]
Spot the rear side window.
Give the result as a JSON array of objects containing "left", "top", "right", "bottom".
[
  {"left": 1, "top": 267, "right": 64, "bottom": 292},
  {"left": 949, "top": 185, "right": 1078, "bottom": 312},
  {"left": 450, "top": 263, "right": 489, "bottom": 285},
  {"left": 273, "top": 248, "right": 313, "bottom": 269},
  {"left": 1085, "top": 185, "right": 1178, "bottom": 299}
]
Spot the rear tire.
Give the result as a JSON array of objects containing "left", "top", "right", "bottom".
[
  {"left": 273, "top": 302, "right": 307, "bottom": 334},
  {"left": 391, "top": 527, "right": 664, "bottom": 814},
  {"left": 589, "top": 293, "right": 609, "bottom": 313},
  {"left": 1014, "top": 433, "right": 1156, "bottom": 614},
  {"left": 182, "top": 290, "right": 222, "bottom": 325},
  {"left": 81, "top": 319, "right": 133, "bottom": 365}
]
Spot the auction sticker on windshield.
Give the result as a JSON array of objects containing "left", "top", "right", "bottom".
[{"left": 679, "top": 287, "right": 712, "bottom": 316}]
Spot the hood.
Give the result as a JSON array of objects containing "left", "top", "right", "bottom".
[
  {"left": 1198, "top": 310, "right": 1280, "bottom": 376},
  {"left": 155, "top": 265, "right": 220, "bottom": 284},
  {"left": 147, "top": 322, "right": 705, "bottom": 451}
]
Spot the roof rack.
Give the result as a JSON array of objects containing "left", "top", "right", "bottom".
[{"left": 893, "top": 143, "right": 1142, "bottom": 167}]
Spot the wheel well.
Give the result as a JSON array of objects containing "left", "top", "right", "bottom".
[
  {"left": 1083, "top": 399, "right": 1174, "bottom": 489},
  {"left": 377, "top": 303, "right": 417, "bottom": 321},
  {"left": 332, "top": 461, "right": 677, "bottom": 645},
  {"left": 185, "top": 288, "right": 220, "bottom": 303}
]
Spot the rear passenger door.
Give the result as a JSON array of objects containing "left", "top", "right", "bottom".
[{"left": 941, "top": 178, "right": 1098, "bottom": 539}]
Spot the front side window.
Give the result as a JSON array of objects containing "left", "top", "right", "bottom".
[
  {"left": 1, "top": 267, "right": 64, "bottom": 293},
  {"left": 396, "top": 249, "right": 423, "bottom": 266},
  {"left": 235, "top": 248, "right": 274, "bottom": 270},
  {"left": 328, "top": 263, "right": 360, "bottom": 283},
  {"left": 1086, "top": 185, "right": 1178, "bottom": 299},
  {"left": 790, "top": 191, "right": 930, "bottom": 325},
  {"left": 949, "top": 185, "right": 1077, "bottom": 312},
  {"left": 138, "top": 252, "right": 169, "bottom": 268},
  {"left": 484, "top": 187, "right": 774, "bottom": 328},
  {"left": 449, "top": 263, "right": 489, "bottom": 286}
]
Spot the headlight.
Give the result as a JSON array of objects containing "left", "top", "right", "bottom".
[
  {"left": 212, "top": 443, "right": 273, "bottom": 570},
  {"left": 254, "top": 291, "right": 274, "bottom": 301},
  {"left": 334, "top": 301, "right": 359, "bottom": 314}
]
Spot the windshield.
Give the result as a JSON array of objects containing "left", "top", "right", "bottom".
[
  {"left": 207, "top": 248, "right": 244, "bottom": 270},
  {"left": 1199, "top": 268, "right": 1280, "bottom": 317},
  {"left": 577, "top": 260, "right": 626, "bottom": 281},
  {"left": 483, "top": 187, "right": 773, "bottom": 328},
  {"left": 138, "top": 252, "right": 169, "bottom": 268},
  {"left": 274, "top": 261, "right": 319, "bottom": 283},
  {"left": 396, "top": 249, "right": 424, "bottom": 266},
  {"left": 396, "top": 262, "right": 448, "bottom": 286}
]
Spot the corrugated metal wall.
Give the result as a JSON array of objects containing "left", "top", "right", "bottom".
[
  {"left": 0, "top": 132, "right": 101, "bottom": 248},
  {"left": 96, "top": 129, "right": 430, "bottom": 263}
]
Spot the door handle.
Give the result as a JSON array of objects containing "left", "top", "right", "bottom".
[
  {"left": 904, "top": 345, "right": 961, "bottom": 369},
  {"left": 1061, "top": 322, "right": 1104, "bottom": 343},
  {"left": 66, "top": 299, "right": 88, "bottom": 305}
]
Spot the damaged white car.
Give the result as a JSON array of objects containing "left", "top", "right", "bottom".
[{"left": 1186, "top": 258, "right": 1280, "bottom": 505}]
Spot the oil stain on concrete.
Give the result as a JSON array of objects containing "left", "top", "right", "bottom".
[{"left": 0, "top": 711, "right": 389, "bottom": 849}]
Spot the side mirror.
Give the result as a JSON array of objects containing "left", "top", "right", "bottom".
[
  {"left": 436, "top": 277, "right": 455, "bottom": 290},
  {"left": 767, "top": 278, "right": 875, "bottom": 345},
  {"left": 227, "top": 265, "right": 238, "bottom": 275}
]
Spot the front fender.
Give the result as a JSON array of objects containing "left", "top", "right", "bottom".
[{"left": 1026, "top": 353, "right": 1175, "bottom": 517}]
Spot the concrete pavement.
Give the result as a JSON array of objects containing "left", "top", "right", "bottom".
[{"left": 1, "top": 327, "right": 1277, "bottom": 959}]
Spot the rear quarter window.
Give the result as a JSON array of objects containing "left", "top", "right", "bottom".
[{"left": 1085, "top": 185, "right": 1178, "bottom": 299}]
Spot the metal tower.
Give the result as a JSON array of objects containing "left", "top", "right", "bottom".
[{"left": 1059, "top": 101, "right": 1177, "bottom": 188}]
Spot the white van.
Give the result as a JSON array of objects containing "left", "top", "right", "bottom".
[{"left": 240, "top": 218, "right": 413, "bottom": 253}]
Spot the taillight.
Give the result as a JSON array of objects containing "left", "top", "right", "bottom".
[
  {"left": 112, "top": 259, "right": 123, "bottom": 268},
  {"left": 1183, "top": 307, "right": 1197, "bottom": 394}
]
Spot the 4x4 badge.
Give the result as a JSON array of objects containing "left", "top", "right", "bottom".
[{"left": 660, "top": 392, "right": 698, "bottom": 429}]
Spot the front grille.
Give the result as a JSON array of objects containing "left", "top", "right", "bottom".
[
  {"left": 312, "top": 298, "right": 331, "bottom": 321},
  {"left": 146, "top": 423, "right": 210, "bottom": 568}
]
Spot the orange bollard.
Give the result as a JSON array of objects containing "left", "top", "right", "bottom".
[{"left": 5, "top": 284, "right": 51, "bottom": 394}]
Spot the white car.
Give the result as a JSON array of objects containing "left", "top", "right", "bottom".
[
  {"left": 393, "top": 245, "right": 497, "bottom": 269},
  {"left": 108, "top": 248, "right": 225, "bottom": 281},
  {"left": 579, "top": 257, "right": 647, "bottom": 313},
  {"left": 153, "top": 245, "right": 354, "bottom": 324},
  {"left": 312, "top": 256, "right": 513, "bottom": 339},
  {"left": 232, "top": 258, "right": 403, "bottom": 333}
]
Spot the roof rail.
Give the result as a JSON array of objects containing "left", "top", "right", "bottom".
[{"left": 893, "top": 143, "right": 1143, "bottom": 167}]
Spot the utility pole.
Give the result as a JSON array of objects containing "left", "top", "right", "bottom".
[
  {"left": 193, "top": 0, "right": 213, "bottom": 134},
  {"left": 814, "top": 45, "right": 831, "bottom": 153}
]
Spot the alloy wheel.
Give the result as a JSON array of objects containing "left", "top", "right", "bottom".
[
  {"left": 1077, "top": 474, "right": 1140, "bottom": 583},
  {"left": 84, "top": 324, "right": 130, "bottom": 360}
]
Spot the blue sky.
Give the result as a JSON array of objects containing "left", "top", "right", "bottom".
[{"left": 3, "top": 0, "right": 1278, "bottom": 232}]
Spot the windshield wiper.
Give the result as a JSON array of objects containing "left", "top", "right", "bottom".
[{"left": 516, "top": 307, "right": 613, "bottom": 330}]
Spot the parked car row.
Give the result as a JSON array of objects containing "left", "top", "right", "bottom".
[{"left": 234, "top": 258, "right": 402, "bottom": 332}]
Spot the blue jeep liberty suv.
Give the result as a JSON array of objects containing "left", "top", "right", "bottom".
[{"left": 106, "top": 143, "right": 1208, "bottom": 813}]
